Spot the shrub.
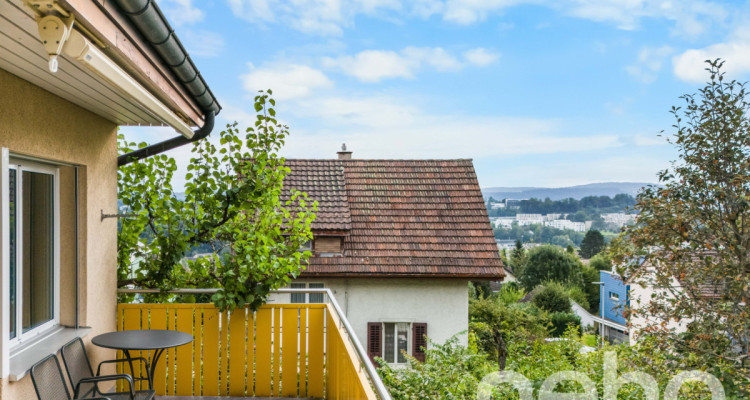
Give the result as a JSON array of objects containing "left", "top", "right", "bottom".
[
  {"left": 496, "top": 284, "right": 525, "bottom": 305},
  {"left": 548, "top": 312, "right": 581, "bottom": 337},
  {"left": 532, "top": 285, "right": 572, "bottom": 313},
  {"left": 376, "top": 334, "right": 495, "bottom": 399}
]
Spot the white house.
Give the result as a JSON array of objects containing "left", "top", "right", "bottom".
[{"left": 277, "top": 150, "right": 505, "bottom": 365}]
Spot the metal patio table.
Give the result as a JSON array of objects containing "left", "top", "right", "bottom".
[{"left": 92, "top": 329, "right": 193, "bottom": 390}]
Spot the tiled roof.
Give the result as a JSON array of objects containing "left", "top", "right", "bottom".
[
  {"left": 283, "top": 159, "right": 504, "bottom": 279},
  {"left": 282, "top": 160, "right": 351, "bottom": 231}
]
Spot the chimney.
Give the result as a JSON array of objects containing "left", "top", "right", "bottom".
[{"left": 337, "top": 143, "right": 352, "bottom": 160}]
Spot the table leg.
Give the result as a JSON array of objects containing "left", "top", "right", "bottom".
[
  {"left": 148, "top": 348, "right": 165, "bottom": 391},
  {"left": 122, "top": 349, "right": 136, "bottom": 389}
]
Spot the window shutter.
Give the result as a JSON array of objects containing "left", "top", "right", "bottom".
[
  {"left": 412, "top": 323, "right": 427, "bottom": 362},
  {"left": 367, "top": 322, "right": 382, "bottom": 365}
]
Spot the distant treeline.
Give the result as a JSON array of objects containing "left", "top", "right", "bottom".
[{"left": 487, "top": 194, "right": 636, "bottom": 217}]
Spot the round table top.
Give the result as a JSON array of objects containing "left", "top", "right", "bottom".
[{"left": 92, "top": 330, "right": 193, "bottom": 351}]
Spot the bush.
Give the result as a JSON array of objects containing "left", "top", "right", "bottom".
[
  {"left": 548, "top": 312, "right": 580, "bottom": 336},
  {"left": 542, "top": 281, "right": 589, "bottom": 310},
  {"left": 495, "top": 284, "right": 525, "bottom": 305},
  {"left": 376, "top": 334, "right": 495, "bottom": 399},
  {"left": 532, "top": 285, "right": 572, "bottom": 313}
]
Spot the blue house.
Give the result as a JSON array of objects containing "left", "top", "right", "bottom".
[{"left": 599, "top": 270, "right": 630, "bottom": 343}]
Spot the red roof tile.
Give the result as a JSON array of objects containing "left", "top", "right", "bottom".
[{"left": 283, "top": 159, "right": 504, "bottom": 279}]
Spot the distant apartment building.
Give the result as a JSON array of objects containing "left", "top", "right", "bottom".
[
  {"left": 493, "top": 217, "right": 516, "bottom": 228},
  {"left": 490, "top": 202, "right": 506, "bottom": 209},
  {"left": 546, "top": 219, "right": 587, "bottom": 232},
  {"left": 602, "top": 213, "right": 634, "bottom": 227}
]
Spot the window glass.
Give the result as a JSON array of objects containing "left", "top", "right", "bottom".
[
  {"left": 290, "top": 283, "right": 306, "bottom": 303},
  {"left": 383, "top": 323, "right": 395, "bottom": 363},
  {"left": 308, "top": 283, "right": 324, "bottom": 303},
  {"left": 8, "top": 169, "right": 16, "bottom": 339},
  {"left": 22, "top": 171, "right": 54, "bottom": 332},
  {"left": 396, "top": 323, "right": 409, "bottom": 363}
]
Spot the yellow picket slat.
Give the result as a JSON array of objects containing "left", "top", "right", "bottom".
[
  {"left": 175, "top": 308, "right": 194, "bottom": 395},
  {"left": 281, "top": 307, "right": 299, "bottom": 397},
  {"left": 122, "top": 307, "right": 142, "bottom": 390},
  {"left": 220, "top": 311, "right": 229, "bottom": 396},
  {"left": 246, "top": 309, "right": 255, "bottom": 396},
  {"left": 193, "top": 307, "right": 203, "bottom": 396},
  {"left": 228, "top": 308, "right": 247, "bottom": 396},
  {"left": 307, "top": 307, "right": 324, "bottom": 398},
  {"left": 299, "top": 308, "right": 307, "bottom": 397},
  {"left": 255, "top": 307, "right": 272, "bottom": 396},
  {"left": 202, "top": 307, "right": 220, "bottom": 396},
  {"left": 273, "top": 307, "right": 281, "bottom": 398}
]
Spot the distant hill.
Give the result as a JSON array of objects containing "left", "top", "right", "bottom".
[{"left": 482, "top": 182, "right": 655, "bottom": 201}]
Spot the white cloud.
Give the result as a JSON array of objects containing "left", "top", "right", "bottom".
[
  {"left": 224, "top": 0, "right": 727, "bottom": 37},
  {"left": 323, "top": 50, "right": 417, "bottom": 82},
  {"left": 673, "top": 26, "right": 750, "bottom": 83},
  {"left": 240, "top": 63, "right": 333, "bottom": 100},
  {"left": 323, "top": 46, "right": 497, "bottom": 82},
  {"left": 625, "top": 45, "right": 673, "bottom": 83},
  {"left": 181, "top": 30, "right": 225, "bottom": 58},
  {"left": 463, "top": 47, "right": 500, "bottom": 67},
  {"left": 633, "top": 133, "right": 667, "bottom": 146},
  {"left": 159, "top": 0, "right": 205, "bottom": 26},
  {"left": 275, "top": 92, "right": 622, "bottom": 159}
]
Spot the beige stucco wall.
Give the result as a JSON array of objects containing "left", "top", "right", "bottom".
[{"left": 0, "top": 68, "right": 118, "bottom": 398}]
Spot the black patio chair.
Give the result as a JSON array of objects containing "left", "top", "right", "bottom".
[
  {"left": 61, "top": 338, "right": 154, "bottom": 400},
  {"left": 30, "top": 354, "right": 111, "bottom": 400}
]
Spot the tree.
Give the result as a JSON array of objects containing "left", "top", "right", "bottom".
[
  {"left": 518, "top": 245, "right": 584, "bottom": 291},
  {"left": 117, "top": 91, "right": 316, "bottom": 311},
  {"left": 579, "top": 229, "right": 605, "bottom": 258},
  {"left": 469, "top": 299, "right": 548, "bottom": 370},
  {"left": 588, "top": 252, "right": 612, "bottom": 271},
  {"left": 614, "top": 60, "right": 750, "bottom": 394},
  {"left": 509, "top": 239, "right": 526, "bottom": 275}
]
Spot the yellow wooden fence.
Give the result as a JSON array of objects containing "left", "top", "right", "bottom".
[{"left": 116, "top": 303, "right": 376, "bottom": 399}]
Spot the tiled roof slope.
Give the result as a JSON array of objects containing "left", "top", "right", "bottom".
[
  {"left": 282, "top": 160, "right": 351, "bottom": 231},
  {"left": 284, "top": 158, "right": 504, "bottom": 279}
]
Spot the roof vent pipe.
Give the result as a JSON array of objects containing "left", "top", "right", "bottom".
[
  {"left": 337, "top": 143, "right": 352, "bottom": 160},
  {"left": 118, "top": 111, "right": 214, "bottom": 167}
]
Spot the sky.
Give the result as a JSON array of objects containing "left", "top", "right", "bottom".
[{"left": 119, "top": 0, "right": 750, "bottom": 189}]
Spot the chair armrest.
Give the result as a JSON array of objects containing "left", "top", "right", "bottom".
[
  {"left": 76, "top": 374, "right": 135, "bottom": 400},
  {"left": 96, "top": 357, "right": 150, "bottom": 376}
]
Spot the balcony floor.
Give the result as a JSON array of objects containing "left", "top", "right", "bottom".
[{"left": 158, "top": 397, "right": 318, "bottom": 399}]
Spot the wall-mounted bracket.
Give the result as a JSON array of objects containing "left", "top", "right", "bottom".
[
  {"left": 34, "top": 6, "right": 75, "bottom": 73},
  {"left": 101, "top": 209, "right": 137, "bottom": 221}
]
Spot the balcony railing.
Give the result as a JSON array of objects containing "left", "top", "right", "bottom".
[{"left": 116, "top": 288, "right": 391, "bottom": 400}]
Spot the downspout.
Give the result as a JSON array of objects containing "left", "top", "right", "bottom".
[{"left": 118, "top": 111, "right": 214, "bottom": 167}]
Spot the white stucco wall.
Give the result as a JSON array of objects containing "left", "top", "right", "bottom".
[
  {"left": 271, "top": 278, "right": 470, "bottom": 349},
  {"left": 628, "top": 275, "right": 689, "bottom": 345}
]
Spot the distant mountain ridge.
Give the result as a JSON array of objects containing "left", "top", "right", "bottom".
[{"left": 482, "top": 182, "right": 655, "bottom": 201}]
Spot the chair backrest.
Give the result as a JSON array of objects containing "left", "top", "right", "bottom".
[
  {"left": 61, "top": 337, "right": 95, "bottom": 391},
  {"left": 30, "top": 354, "right": 72, "bottom": 400}
]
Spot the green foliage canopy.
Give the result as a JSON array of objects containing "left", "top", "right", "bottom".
[
  {"left": 579, "top": 229, "right": 605, "bottom": 258},
  {"left": 117, "top": 91, "right": 316, "bottom": 311},
  {"left": 519, "top": 245, "right": 584, "bottom": 291}
]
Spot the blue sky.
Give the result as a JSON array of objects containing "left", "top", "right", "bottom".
[{"left": 120, "top": 0, "right": 750, "bottom": 189}]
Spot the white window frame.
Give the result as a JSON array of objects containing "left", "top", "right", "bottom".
[
  {"left": 289, "top": 282, "right": 325, "bottom": 303},
  {"left": 5, "top": 157, "right": 61, "bottom": 349},
  {"left": 382, "top": 321, "right": 411, "bottom": 364},
  {"left": 609, "top": 292, "right": 620, "bottom": 301}
]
